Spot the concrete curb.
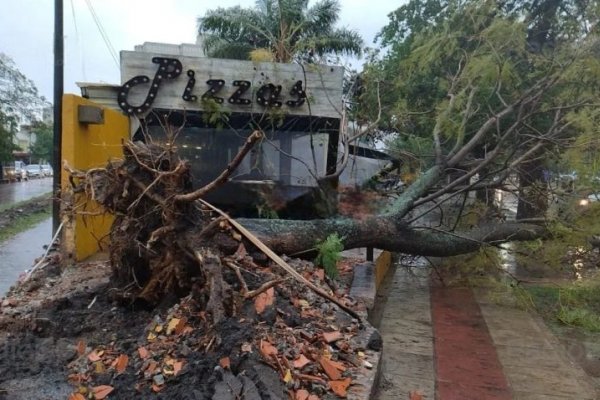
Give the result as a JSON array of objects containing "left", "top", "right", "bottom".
[{"left": 346, "top": 251, "right": 393, "bottom": 400}]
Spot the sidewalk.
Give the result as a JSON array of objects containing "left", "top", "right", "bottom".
[{"left": 373, "top": 266, "right": 599, "bottom": 400}]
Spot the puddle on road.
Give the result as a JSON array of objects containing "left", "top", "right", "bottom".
[{"left": 0, "top": 218, "right": 51, "bottom": 296}]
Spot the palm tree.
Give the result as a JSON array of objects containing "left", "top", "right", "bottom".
[{"left": 197, "top": 0, "right": 363, "bottom": 63}]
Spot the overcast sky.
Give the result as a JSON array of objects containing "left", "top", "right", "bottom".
[{"left": 0, "top": 0, "right": 401, "bottom": 102}]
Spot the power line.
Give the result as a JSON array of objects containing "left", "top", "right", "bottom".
[
  {"left": 83, "top": 0, "right": 119, "bottom": 68},
  {"left": 69, "top": 0, "right": 87, "bottom": 80}
]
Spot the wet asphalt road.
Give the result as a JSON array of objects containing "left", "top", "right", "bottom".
[
  {"left": 0, "top": 177, "right": 53, "bottom": 207},
  {"left": 0, "top": 218, "right": 52, "bottom": 296},
  {"left": 0, "top": 178, "right": 54, "bottom": 296}
]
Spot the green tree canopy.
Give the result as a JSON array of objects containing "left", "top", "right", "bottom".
[
  {"left": 29, "top": 122, "right": 53, "bottom": 164},
  {"left": 197, "top": 0, "right": 363, "bottom": 62},
  {"left": 357, "top": 0, "right": 600, "bottom": 180}
]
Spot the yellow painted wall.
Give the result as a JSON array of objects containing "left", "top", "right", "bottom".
[
  {"left": 375, "top": 251, "right": 392, "bottom": 289},
  {"left": 61, "top": 95, "right": 129, "bottom": 261}
]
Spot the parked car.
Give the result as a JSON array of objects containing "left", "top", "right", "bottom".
[
  {"left": 1, "top": 161, "right": 27, "bottom": 182},
  {"left": 24, "top": 164, "right": 43, "bottom": 179},
  {"left": 40, "top": 164, "right": 53, "bottom": 177}
]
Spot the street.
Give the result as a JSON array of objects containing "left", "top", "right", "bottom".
[
  {"left": 0, "top": 178, "right": 54, "bottom": 295},
  {"left": 0, "top": 177, "right": 53, "bottom": 207},
  {"left": 0, "top": 218, "right": 51, "bottom": 296}
]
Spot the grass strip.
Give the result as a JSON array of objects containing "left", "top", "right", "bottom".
[
  {"left": 0, "top": 195, "right": 52, "bottom": 243},
  {"left": 0, "top": 193, "right": 52, "bottom": 213}
]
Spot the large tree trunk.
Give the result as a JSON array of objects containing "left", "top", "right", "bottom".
[
  {"left": 240, "top": 217, "right": 546, "bottom": 257},
  {"left": 67, "top": 136, "right": 547, "bottom": 313}
]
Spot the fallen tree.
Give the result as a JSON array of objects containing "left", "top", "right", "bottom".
[{"left": 65, "top": 1, "right": 600, "bottom": 322}]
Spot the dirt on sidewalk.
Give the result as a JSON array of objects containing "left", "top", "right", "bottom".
[{"left": 0, "top": 254, "right": 380, "bottom": 400}]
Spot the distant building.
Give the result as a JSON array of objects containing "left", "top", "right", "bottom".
[{"left": 14, "top": 104, "right": 53, "bottom": 154}]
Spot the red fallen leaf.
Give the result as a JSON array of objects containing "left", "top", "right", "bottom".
[
  {"left": 93, "top": 385, "right": 114, "bottom": 399},
  {"left": 259, "top": 340, "right": 278, "bottom": 359},
  {"left": 67, "top": 373, "right": 88, "bottom": 384},
  {"left": 172, "top": 360, "right": 184, "bottom": 375},
  {"left": 319, "top": 357, "right": 341, "bottom": 380},
  {"left": 295, "top": 389, "right": 310, "bottom": 400},
  {"left": 76, "top": 340, "right": 86, "bottom": 356},
  {"left": 219, "top": 357, "right": 231, "bottom": 369},
  {"left": 293, "top": 354, "right": 311, "bottom": 369},
  {"left": 254, "top": 287, "right": 275, "bottom": 314},
  {"left": 115, "top": 354, "right": 129, "bottom": 374},
  {"left": 138, "top": 346, "right": 149, "bottom": 359},
  {"left": 87, "top": 350, "right": 101, "bottom": 362},
  {"left": 409, "top": 390, "right": 424, "bottom": 400},
  {"left": 145, "top": 360, "right": 158, "bottom": 375},
  {"left": 152, "top": 384, "right": 164, "bottom": 392},
  {"left": 322, "top": 331, "right": 343, "bottom": 343},
  {"left": 327, "top": 359, "right": 346, "bottom": 372},
  {"left": 329, "top": 377, "right": 352, "bottom": 398},
  {"left": 174, "top": 317, "right": 188, "bottom": 335},
  {"left": 68, "top": 393, "right": 85, "bottom": 400}
]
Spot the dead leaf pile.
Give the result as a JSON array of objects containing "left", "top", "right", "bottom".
[{"left": 65, "top": 256, "right": 372, "bottom": 399}]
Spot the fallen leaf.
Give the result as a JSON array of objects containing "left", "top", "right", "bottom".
[
  {"left": 293, "top": 354, "right": 311, "bottom": 369},
  {"left": 322, "top": 331, "right": 342, "bottom": 343},
  {"left": 147, "top": 332, "right": 157, "bottom": 341},
  {"left": 328, "top": 359, "right": 346, "bottom": 372},
  {"left": 172, "top": 360, "right": 183, "bottom": 375},
  {"left": 329, "top": 377, "right": 351, "bottom": 398},
  {"left": 259, "top": 340, "right": 278, "bottom": 359},
  {"left": 138, "top": 346, "right": 149, "bottom": 359},
  {"left": 307, "top": 395, "right": 320, "bottom": 400},
  {"left": 154, "top": 324, "right": 163, "bottom": 333},
  {"left": 295, "top": 389, "right": 310, "bottom": 400},
  {"left": 166, "top": 318, "right": 181, "bottom": 335},
  {"left": 87, "top": 350, "right": 101, "bottom": 362},
  {"left": 145, "top": 360, "right": 158, "bottom": 375},
  {"left": 152, "top": 384, "right": 164, "bottom": 392},
  {"left": 219, "top": 357, "right": 230, "bottom": 369},
  {"left": 76, "top": 340, "right": 86, "bottom": 356},
  {"left": 93, "top": 385, "right": 114, "bottom": 400},
  {"left": 115, "top": 354, "right": 129, "bottom": 374},
  {"left": 174, "top": 317, "right": 188, "bottom": 335},
  {"left": 283, "top": 369, "right": 293, "bottom": 383},
  {"left": 67, "top": 373, "right": 88, "bottom": 384},
  {"left": 254, "top": 287, "right": 275, "bottom": 314},
  {"left": 409, "top": 390, "right": 424, "bottom": 400},
  {"left": 68, "top": 393, "right": 85, "bottom": 400},
  {"left": 319, "top": 357, "right": 341, "bottom": 380}
]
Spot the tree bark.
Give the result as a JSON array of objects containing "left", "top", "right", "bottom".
[{"left": 238, "top": 217, "right": 546, "bottom": 257}]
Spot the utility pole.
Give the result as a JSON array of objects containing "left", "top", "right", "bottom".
[{"left": 53, "top": 0, "right": 63, "bottom": 235}]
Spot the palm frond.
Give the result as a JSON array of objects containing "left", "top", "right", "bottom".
[
  {"left": 305, "top": 0, "right": 340, "bottom": 34},
  {"left": 298, "top": 28, "right": 364, "bottom": 58}
]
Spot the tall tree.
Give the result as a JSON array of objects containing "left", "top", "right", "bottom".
[
  {"left": 357, "top": 0, "right": 599, "bottom": 218},
  {"left": 0, "top": 111, "right": 18, "bottom": 162},
  {"left": 197, "top": 0, "right": 363, "bottom": 62},
  {"left": 29, "top": 122, "right": 53, "bottom": 164}
]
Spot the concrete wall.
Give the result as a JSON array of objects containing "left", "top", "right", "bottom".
[{"left": 61, "top": 95, "right": 129, "bottom": 261}]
